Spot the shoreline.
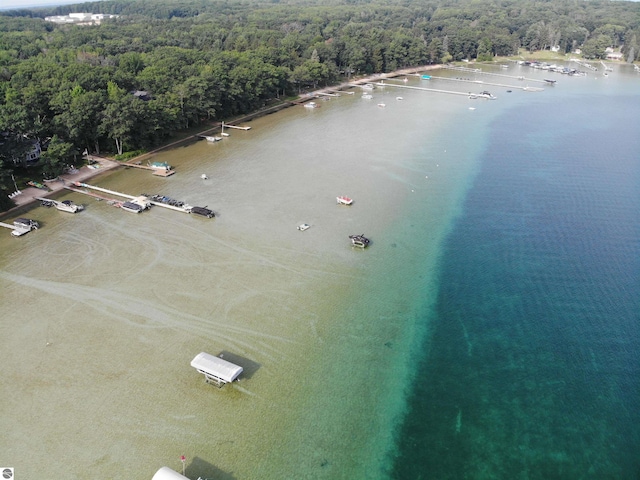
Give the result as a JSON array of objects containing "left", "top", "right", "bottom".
[{"left": 1, "top": 64, "right": 440, "bottom": 220}]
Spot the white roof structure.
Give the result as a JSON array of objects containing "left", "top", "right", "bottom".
[
  {"left": 151, "top": 467, "right": 189, "bottom": 480},
  {"left": 191, "top": 352, "right": 243, "bottom": 384}
]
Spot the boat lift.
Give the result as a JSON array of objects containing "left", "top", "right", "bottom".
[{"left": 191, "top": 352, "right": 243, "bottom": 387}]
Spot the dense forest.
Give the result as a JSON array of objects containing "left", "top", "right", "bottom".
[{"left": 1, "top": 0, "right": 639, "bottom": 210}]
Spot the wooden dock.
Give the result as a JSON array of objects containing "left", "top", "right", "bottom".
[
  {"left": 377, "top": 76, "right": 544, "bottom": 93},
  {"left": 71, "top": 183, "right": 193, "bottom": 214},
  {"left": 64, "top": 186, "right": 123, "bottom": 206},
  {"left": 0, "top": 221, "right": 18, "bottom": 232}
]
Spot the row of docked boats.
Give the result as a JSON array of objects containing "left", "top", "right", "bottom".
[{"left": 141, "top": 193, "right": 215, "bottom": 218}]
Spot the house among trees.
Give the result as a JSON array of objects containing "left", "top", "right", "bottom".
[
  {"left": 605, "top": 48, "right": 624, "bottom": 61},
  {"left": 131, "top": 90, "right": 152, "bottom": 101},
  {"left": 44, "top": 13, "right": 118, "bottom": 25}
]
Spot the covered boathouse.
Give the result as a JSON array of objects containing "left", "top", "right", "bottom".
[
  {"left": 151, "top": 466, "right": 189, "bottom": 480},
  {"left": 190, "top": 352, "right": 243, "bottom": 386}
]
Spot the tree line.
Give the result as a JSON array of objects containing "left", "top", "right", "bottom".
[{"left": 1, "top": 0, "right": 639, "bottom": 210}]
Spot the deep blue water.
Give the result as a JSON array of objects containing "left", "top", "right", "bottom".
[{"left": 392, "top": 85, "right": 640, "bottom": 479}]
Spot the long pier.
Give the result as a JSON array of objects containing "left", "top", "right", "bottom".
[
  {"left": 71, "top": 183, "right": 193, "bottom": 213},
  {"left": 440, "top": 66, "right": 547, "bottom": 85},
  {"left": 374, "top": 77, "right": 544, "bottom": 97}
]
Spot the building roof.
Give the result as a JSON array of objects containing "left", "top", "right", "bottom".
[
  {"left": 190, "top": 352, "right": 243, "bottom": 383},
  {"left": 151, "top": 467, "right": 189, "bottom": 480}
]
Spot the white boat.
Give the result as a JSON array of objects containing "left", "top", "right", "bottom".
[
  {"left": 201, "top": 174, "right": 208, "bottom": 180},
  {"left": 55, "top": 200, "right": 84, "bottom": 213},
  {"left": 297, "top": 223, "right": 310, "bottom": 231},
  {"left": 377, "top": 103, "right": 386, "bottom": 108},
  {"left": 304, "top": 102, "right": 319, "bottom": 108},
  {"left": 477, "top": 91, "right": 497, "bottom": 100},
  {"left": 362, "top": 94, "right": 373, "bottom": 99},
  {"left": 336, "top": 196, "right": 353, "bottom": 205},
  {"left": 12, "top": 218, "right": 39, "bottom": 236},
  {"left": 361, "top": 83, "right": 374, "bottom": 90},
  {"left": 396, "top": 96, "right": 404, "bottom": 100},
  {"left": 203, "top": 135, "right": 222, "bottom": 142}
]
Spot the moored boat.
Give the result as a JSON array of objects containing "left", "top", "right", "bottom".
[
  {"left": 336, "top": 196, "right": 353, "bottom": 205},
  {"left": 11, "top": 218, "right": 40, "bottom": 236},
  {"left": 297, "top": 223, "right": 310, "bottom": 231},
  {"left": 189, "top": 206, "right": 215, "bottom": 218},
  {"left": 349, "top": 234, "right": 370, "bottom": 248},
  {"left": 120, "top": 201, "right": 144, "bottom": 213},
  {"left": 121, "top": 196, "right": 151, "bottom": 213},
  {"left": 477, "top": 91, "right": 497, "bottom": 100},
  {"left": 304, "top": 102, "right": 319, "bottom": 108},
  {"left": 14, "top": 218, "right": 40, "bottom": 230}
]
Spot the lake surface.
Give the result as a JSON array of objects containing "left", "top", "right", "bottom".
[{"left": 1, "top": 63, "right": 638, "bottom": 479}]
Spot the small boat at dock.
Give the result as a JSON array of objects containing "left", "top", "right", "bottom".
[
  {"left": 37, "top": 197, "right": 84, "bottom": 213},
  {"left": 11, "top": 218, "right": 40, "bottom": 236},
  {"left": 56, "top": 200, "right": 84, "bottom": 213},
  {"left": 189, "top": 206, "right": 215, "bottom": 218},
  {"left": 336, "top": 196, "right": 353, "bottom": 205},
  {"left": 120, "top": 196, "right": 151, "bottom": 213},
  {"left": 304, "top": 102, "right": 319, "bottom": 108}
]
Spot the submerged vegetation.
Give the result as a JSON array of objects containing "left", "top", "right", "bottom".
[{"left": 1, "top": 0, "right": 639, "bottom": 210}]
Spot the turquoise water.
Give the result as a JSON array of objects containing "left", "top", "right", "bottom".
[{"left": 391, "top": 68, "right": 640, "bottom": 479}]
